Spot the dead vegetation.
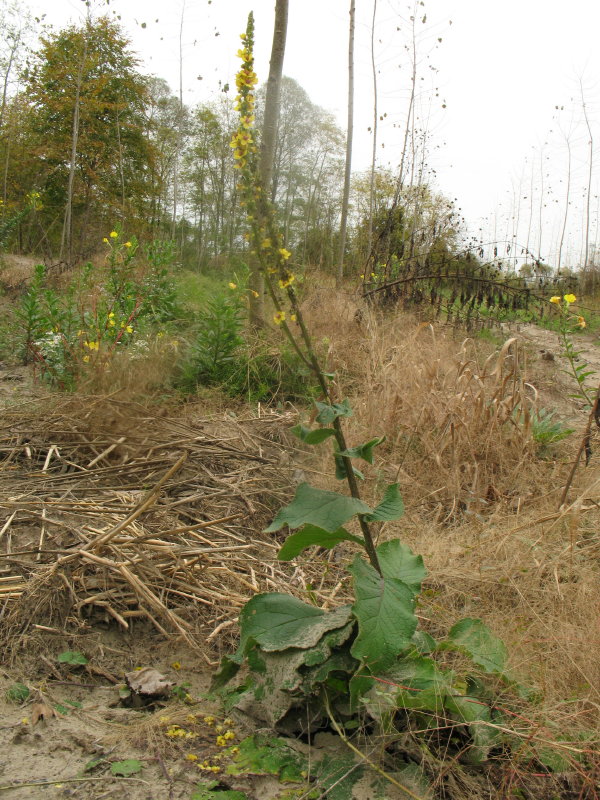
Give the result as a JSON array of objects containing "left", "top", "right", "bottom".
[{"left": 1, "top": 281, "right": 600, "bottom": 797}]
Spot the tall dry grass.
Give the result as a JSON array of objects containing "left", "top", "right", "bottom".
[{"left": 299, "top": 277, "right": 600, "bottom": 738}]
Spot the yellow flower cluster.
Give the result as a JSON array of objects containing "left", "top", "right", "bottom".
[{"left": 551, "top": 293, "right": 577, "bottom": 304}]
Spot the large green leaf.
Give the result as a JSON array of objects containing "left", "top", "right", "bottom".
[
  {"left": 238, "top": 593, "right": 352, "bottom": 653},
  {"left": 377, "top": 539, "right": 426, "bottom": 595},
  {"left": 338, "top": 436, "right": 386, "bottom": 464},
  {"left": 227, "top": 734, "right": 307, "bottom": 782},
  {"left": 315, "top": 398, "right": 353, "bottom": 425},
  {"left": 364, "top": 483, "right": 404, "bottom": 522},
  {"left": 291, "top": 423, "right": 336, "bottom": 445},
  {"left": 445, "top": 618, "right": 508, "bottom": 674},
  {"left": 348, "top": 556, "right": 418, "bottom": 671},
  {"left": 277, "top": 524, "right": 364, "bottom": 561},
  {"left": 264, "top": 483, "right": 372, "bottom": 533}
]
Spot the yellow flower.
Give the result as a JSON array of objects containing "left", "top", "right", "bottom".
[
  {"left": 203, "top": 716, "right": 216, "bottom": 726},
  {"left": 186, "top": 754, "right": 198, "bottom": 761},
  {"left": 108, "top": 319, "right": 115, "bottom": 327},
  {"left": 216, "top": 735, "right": 227, "bottom": 746},
  {"left": 84, "top": 341, "right": 99, "bottom": 351},
  {"left": 564, "top": 293, "right": 576, "bottom": 304},
  {"left": 273, "top": 311, "right": 286, "bottom": 325},
  {"left": 171, "top": 661, "right": 181, "bottom": 670},
  {"left": 278, "top": 248, "right": 291, "bottom": 261},
  {"left": 108, "top": 311, "right": 115, "bottom": 318},
  {"left": 360, "top": 274, "right": 365, "bottom": 279},
  {"left": 102, "top": 237, "right": 109, "bottom": 244},
  {"left": 83, "top": 355, "right": 90, "bottom": 363},
  {"left": 549, "top": 296, "right": 561, "bottom": 304},
  {"left": 228, "top": 282, "right": 237, "bottom": 289},
  {"left": 223, "top": 730, "right": 235, "bottom": 740},
  {"left": 124, "top": 241, "right": 132, "bottom": 248},
  {"left": 261, "top": 238, "right": 272, "bottom": 249},
  {"left": 279, "top": 273, "right": 295, "bottom": 289},
  {"left": 223, "top": 718, "right": 234, "bottom": 726},
  {"left": 251, "top": 290, "right": 259, "bottom": 298},
  {"left": 577, "top": 316, "right": 586, "bottom": 328},
  {"left": 109, "top": 231, "right": 118, "bottom": 239},
  {"left": 290, "top": 314, "right": 297, "bottom": 322},
  {"left": 126, "top": 325, "right": 133, "bottom": 334}
]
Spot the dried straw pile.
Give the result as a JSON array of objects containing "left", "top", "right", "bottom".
[{"left": 0, "top": 396, "right": 317, "bottom": 654}]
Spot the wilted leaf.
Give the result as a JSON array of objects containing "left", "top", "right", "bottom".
[
  {"left": 31, "top": 701, "right": 59, "bottom": 726},
  {"left": 265, "top": 483, "right": 371, "bottom": 533},
  {"left": 238, "top": 593, "right": 352, "bottom": 653},
  {"left": 445, "top": 618, "right": 507, "bottom": 674},
  {"left": 125, "top": 667, "right": 174, "bottom": 697},
  {"left": 277, "top": 524, "right": 363, "bottom": 561}
]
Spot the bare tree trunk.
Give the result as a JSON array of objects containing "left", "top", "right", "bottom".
[
  {"left": 367, "top": 0, "right": 378, "bottom": 257},
  {"left": 250, "top": 0, "right": 288, "bottom": 327},
  {"left": 60, "top": 20, "right": 89, "bottom": 264},
  {"left": 337, "top": 0, "right": 355, "bottom": 286},
  {"left": 581, "top": 80, "right": 593, "bottom": 281},
  {"left": 172, "top": 1, "right": 186, "bottom": 239},
  {"left": 557, "top": 132, "right": 572, "bottom": 273}
]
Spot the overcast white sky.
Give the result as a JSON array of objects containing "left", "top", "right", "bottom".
[{"left": 21, "top": 0, "right": 600, "bottom": 265}]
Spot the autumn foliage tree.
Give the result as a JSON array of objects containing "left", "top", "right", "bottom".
[{"left": 20, "top": 16, "right": 155, "bottom": 257}]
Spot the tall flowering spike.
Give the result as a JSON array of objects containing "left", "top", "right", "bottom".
[{"left": 230, "top": 14, "right": 258, "bottom": 174}]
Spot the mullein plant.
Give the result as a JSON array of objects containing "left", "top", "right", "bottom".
[
  {"left": 230, "top": 13, "right": 384, "bottom": 572},
  {"left": 548, "top": 293, "right": 600, "bottom": 507}
]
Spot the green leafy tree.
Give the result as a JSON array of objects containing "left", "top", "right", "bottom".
[{"left": 22, "top": 15, "right": 156, "bottom": 256}]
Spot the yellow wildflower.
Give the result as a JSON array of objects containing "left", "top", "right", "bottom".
[
  {"left": 360, "top": 274, "right": 365, "bottom": 279},
  {"left": 186, "top": 754, "right": 198, "bottom": 761},
  {"left": 108, "top": 311, "right": 115, "bottom": 318},
  {"left": 216, "top": 735, "right": 227, "bottom": 746},
  {"left": 278, "top": 248, "right": 291, "bottom": 261},
  {"left": 549, "top": 296, "right": 561, "bottom": 304},
  {"left": 109, "top": 231, "right": 118, "bottom": 239},
  {"left": 102, "top": 237, "right": 109, "bottom": 244},
  {"left": 210, "top": 766, "right": 221, "bottom": 773},
  {"left": 577, "top": 316, "right": 586, "bottom": 328},
  {"left": 229, "top": 746, "right": 240, "bottom": 755},
  {"left": 83, "top": 355, "right": 90, "bottom": 363},
  {"left": 261, "top": 238, "right": 272, "bottom": 249},
  {"left": 223, "top": 730, "right": 235, "bottom": 741},
  {"left": 124, "top": 241, "right": 132, "bottom": 248},
  {"left": 203, "top": 716, "right": 216, "bottom": 726},
  {"left": 564, "top": 293, "right": 576, "bottom": 304},
  {"left": 278, "top": 273, "right": 295, "bottom": 289},
  {"left": 223, "top": 718, "right": 234, "bottom": 726},
  {"left": 126, "top": 325, "right": 133, "bottom": 334},
  {"left": 251, "top": 290, "right": 259, "bottom": 298},
  {"left": 84, "top": 341, "right": 99, "bottom": 351},
  {"left": 290, "top": 314, "right": 297, "bottom": 322},
  {"left": 228, "top": 282, "right": 237, "bottom": 290},
  {"left": 273, "top": 311, "right": 286, "bottom": 325},
  {"left": 171, "top": 661, "right": 181, "bottom": 670},
  {"left": 108, "top": 319, "right": 115, "bottom": 327}
]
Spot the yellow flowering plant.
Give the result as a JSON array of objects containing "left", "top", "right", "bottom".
[{"left": 214, "top": 18, "right": 515, "bottom": 763}]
